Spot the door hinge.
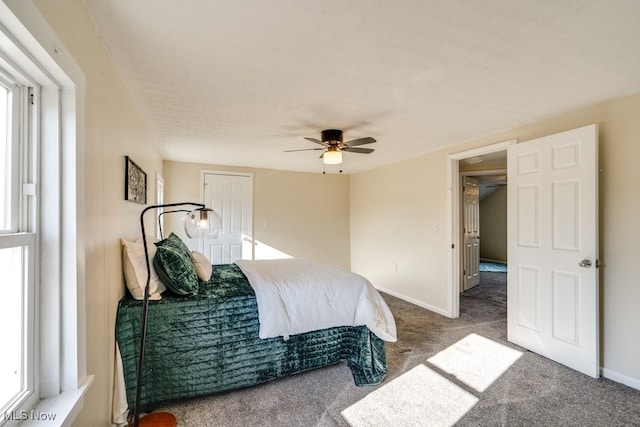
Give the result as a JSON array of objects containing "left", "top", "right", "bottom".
[{"left": 451, "top": 244, "right": 455, "bottom": 249}]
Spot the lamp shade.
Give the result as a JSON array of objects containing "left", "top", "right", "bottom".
[
  {"left": 323, "top": 149, "right": 342, "bottom": 165},
  {"left": 183, "top": 208, "right": 222, "bottom": 238}
]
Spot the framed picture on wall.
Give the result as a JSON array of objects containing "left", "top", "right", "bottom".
[{"left": 125, "top": 156, "right": 147, "bottom": 204}]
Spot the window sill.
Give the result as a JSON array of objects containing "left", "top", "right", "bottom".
[{"left": 21, "top": 375, "right": 94, "bottom": 427}]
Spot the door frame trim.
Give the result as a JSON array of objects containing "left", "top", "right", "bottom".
[
  {"left": 446, "top": 140, "right": 516, "bottom": 318},
  {"left": 200, "top": 170, "right": 254, "bottom": 203}
]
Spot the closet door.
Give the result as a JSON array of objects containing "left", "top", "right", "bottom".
[
  {"left": 202, "top": 172, "right": 253, "bottom": 264},
  {"left": 463, "top": 176, "right": 480, "bottom": 291}
]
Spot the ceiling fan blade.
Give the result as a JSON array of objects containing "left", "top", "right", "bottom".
[
  {"left": 304, "top": 137, "right": 327, "bottom": 146},
  {"left": 344, "top": 137, "right": 376, "bottom": 147},
  {"left": 284, "top": 148, "right": 324, "bottom": 152},
  {"left": 344, "top": 147, "right": 374, "bottom": 154}
]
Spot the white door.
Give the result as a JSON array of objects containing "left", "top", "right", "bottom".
[
  {"left": 507, "top": 124, "right": 599, "bottom": 378},
  {"left": 202, "top": 172, "right": 253, "bottom": 264},
  {"left": 463, "top": 176, "right": 480, "bottom": 291}
]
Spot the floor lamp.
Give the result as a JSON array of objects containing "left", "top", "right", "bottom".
[
  {"left": 130, "top": 202, "right": 221, "bottom": 427},
  {"left": 157, "top": 209, "right": 190, "bottom": 240}
]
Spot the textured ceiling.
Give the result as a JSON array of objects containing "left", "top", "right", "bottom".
[{"left": 83, "top": 0, "right": 640, "bottom": 174}]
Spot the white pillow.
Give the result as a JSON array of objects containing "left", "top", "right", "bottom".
[
  {"left": 191, "top": 251, "right": 213, "bottom": 281},
  {"left": 121, "top": 237, "right": 166, "bottom": 300}
]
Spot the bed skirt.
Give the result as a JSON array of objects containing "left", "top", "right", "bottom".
[{"left": 115, "top": 264, "right": 388, "bottom": 409}]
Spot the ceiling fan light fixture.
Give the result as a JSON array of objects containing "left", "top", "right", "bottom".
[
  {"left": 323, "top": 149, "right": 342, "bottom": 165},
  {"left": 286, "top": 128, "right": 376, "bottom": 169}
]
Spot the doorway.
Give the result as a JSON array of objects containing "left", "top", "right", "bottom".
[
  {"left": 447, "top": 140, "right": 515, "bottom": 318},
  {"left": 461, "top": 170, "right": 508, "bottom": 292},
  {"left": 448, "top": 126, "right": 599, "bottom": 377}
]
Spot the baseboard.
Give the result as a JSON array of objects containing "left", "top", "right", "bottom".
[
  {"left": 601, "top": 368, "right": 640, "bottom": 391},
  {"left": 375, "top": 286, "right": 450, "bottom": 317}
]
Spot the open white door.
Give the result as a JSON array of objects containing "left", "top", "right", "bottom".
[
  {"left": 463, "top": 176, "right": 480, "bottom": 291},
  {"left": 507, "top": 124, "right": 599, "bottom": 378}
]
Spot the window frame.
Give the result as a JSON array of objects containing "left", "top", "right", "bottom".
[
  {"left": 0, "top": 75, "right": 21, "bottom": 233},
  {"left": 0, "top": 65, "right": 39, "bottom": 420},
  {"left": 0, "top": 1, "right": 92, "bottom": 425},
  {"left": 0, "top": 233, "right": 37, "bottom": 417},
  {"left": 156, "top": 172, "right": 165, "bottom": 239}
]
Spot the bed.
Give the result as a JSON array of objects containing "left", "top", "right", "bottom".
[{"left": 115, "top": 257, "right": 396, "bottom": 415}]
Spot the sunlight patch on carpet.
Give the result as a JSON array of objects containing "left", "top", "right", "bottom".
[
  {"left": 427, "top": 333, "right": 522, "bottom": 392},
  {"left": 341, "top": 364, "right": 478, "bottom": 426}
]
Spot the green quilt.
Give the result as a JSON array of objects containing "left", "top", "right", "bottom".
[{"left": 116, "top": 264, "right": 387, "bottom": 408}]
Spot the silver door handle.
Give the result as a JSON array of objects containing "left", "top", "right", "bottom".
[{"left": 578, "top": 259, "right": 592, "bottom": 268}]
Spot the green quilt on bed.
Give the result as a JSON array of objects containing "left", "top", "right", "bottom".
[{"left": 116, "top": 264, "right": 387, "bottom": 408}]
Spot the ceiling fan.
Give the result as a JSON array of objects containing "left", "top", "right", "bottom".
[{"left": 284, "top": 129, "right": 376, "bottom": 166}]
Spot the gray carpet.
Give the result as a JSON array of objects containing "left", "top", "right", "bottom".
[{"left": 154, "top": 272, "right": 640, "bottom": 426}]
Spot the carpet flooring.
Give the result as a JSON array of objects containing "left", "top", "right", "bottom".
[{"left": 153, "top": 272, "right": 640, "bottom": 426}]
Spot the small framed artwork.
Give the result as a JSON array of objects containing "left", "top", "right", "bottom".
[{"left": 125, "top": 156, "right": 147, "bottom": 204}]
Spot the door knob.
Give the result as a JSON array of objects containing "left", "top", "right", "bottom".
[{"left": 578, "top": 259, "right": 592, "bottom": 268}]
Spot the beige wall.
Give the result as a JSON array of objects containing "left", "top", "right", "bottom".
[
  {"left": 33, "top": 1, "right": 164, "bottom": 425},
  {"left": 351, "top": 92, "right": 640, "bottom": 388},
  {"left": 479, "top": 186, "right": 507, "bottom": 262},
  {"left": 163, "top": 161, "right": 351, "bottom": 269},
  {"left": 351, "top": 153, "right": 450, "bottom": 313}
]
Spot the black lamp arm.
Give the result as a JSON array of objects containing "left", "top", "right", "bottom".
[
  {"left": 157, "top": 209, "right": 191, "bottom": 240},
  {"left": 131, "top": 202, "right": 205, "bottom": 427}
]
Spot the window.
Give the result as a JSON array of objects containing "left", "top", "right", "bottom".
[
  {"left": 0, "top": 1, "right": 91, "bottom": 425},
  {"left": 0, "top": 83, "right": 12, "bottom": 230},
  {"left": 156, "top": 173, "right": 165, "bottom": 238},
  {"left": 0, "top": 75, "right": 37, "bottom": 417},
  {"left": 0, "top": 81, "right": 20, "bottom": 231}
]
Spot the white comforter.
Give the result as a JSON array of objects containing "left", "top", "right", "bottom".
[{"left": 234, "top": 258, "right": 397, "bottom": 342}]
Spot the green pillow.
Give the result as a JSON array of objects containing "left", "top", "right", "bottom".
[
  {"left": 153, "top": 233, "right": 199, "bottom": 296},
  {"left": 163, "top": 232, "right": 191, "bottom": 255}
]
